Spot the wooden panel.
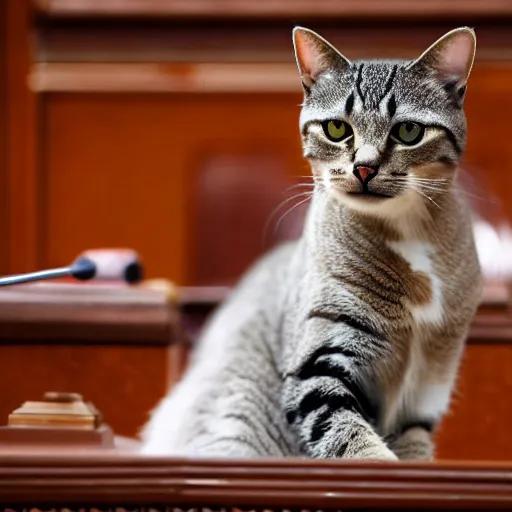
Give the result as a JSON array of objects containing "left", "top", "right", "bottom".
[
  {"left": 36, "top": 62, "right": 512, "bottom": 285},
  {"left": 465, "top": 64, "right": 512, "bottom": 222},
  {"left": 193, "top": 154, "right": 302, "bottom": 285},
  {"left": 437, "top": 343, "right": 512, "bottom": 461},
  {"left": 0, "top": 0, "right": 7, "bottom": 276},
  {"left": 0, "top": 281, "right": 181, "bottom": 438},
  {"left": 6, "top": 0, "right": 39, "bottom": 274},
  {"left": 43, "top": 92, "right": 303, "bottom": 285},
  {"left": 0, "top": 344, "right": 168, "bottom": 438}
]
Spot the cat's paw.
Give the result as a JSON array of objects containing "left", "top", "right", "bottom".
[{"left": 390, "top": 426, "right": 434, "bottom": 461}]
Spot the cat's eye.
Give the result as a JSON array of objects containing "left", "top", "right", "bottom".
[
  {"left": 391, "top": 122, "right": 425, "bottom": 146},
  {"left": 321, "top": 120, "right": 353, "bottom": 143}
]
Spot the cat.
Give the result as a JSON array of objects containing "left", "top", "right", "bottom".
[{"left": 141, "top": 27, "right": 482, "bottom": 461}]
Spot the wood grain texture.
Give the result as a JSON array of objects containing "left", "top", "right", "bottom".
[
  {"left": 0, "top": 455, "right": 511, "bottom": 508},
  {"left": 33, "top": 0, "right": 512, "bottom": 20},
  {"left": 0, "top": 344, "right": 169, "bottom": 438}
]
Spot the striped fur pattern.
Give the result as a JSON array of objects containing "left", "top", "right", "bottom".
[{"left": 141, "top": 27, "right": 482, "bottom": 461}]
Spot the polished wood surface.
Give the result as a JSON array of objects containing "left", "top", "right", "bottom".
[{"left": 0, "top": 282, "right": 180, "bottom": 343}]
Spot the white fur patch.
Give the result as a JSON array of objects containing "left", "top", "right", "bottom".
[
  {"left": 387, "top": 240, "right": 444, "bottom": 326},
  {"left": 330, "top": 189, "right": 430, "bottom": 240},
  {"left": 385, "top": 336, "right": 454, "bottom": 431},
  {"left": 416, "top": 382, "right": 453, "bottom": 418},
  {"left": 355, "top": 144, "right": 380, "bottom": 164},
  {"left": 140, "top": 294, "right": 256, "bottom": 455}
]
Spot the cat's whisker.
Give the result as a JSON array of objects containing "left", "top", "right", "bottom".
[
  {"left": 453, "top": 185, "right": 493, "bottom": 202},
  {"left": 412, "top": 184, "right": 450, "bottom": 193},
  {"left": 410, "top": 177, "right": 450, "bottom": 181},
  {"left": 274, "top": 194, "right": 312, "bottom": 235},
  {"left": 383, "top": 178, "right": 450, "bottom": 194},
  {"left": 283, "top": 183, "right": 316, "bottom": 194},
  {"left": 415, "top": 188, "right": 444, "bottom": 210},
  {"left": 263, "top": 191, "right": 313, "bottom": 246}
]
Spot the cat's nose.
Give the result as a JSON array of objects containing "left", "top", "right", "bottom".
[{"left": 353, "top": 165, "right": 378, "bottom": 184}]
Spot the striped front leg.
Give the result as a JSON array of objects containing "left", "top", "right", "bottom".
[{"left": 282, "top": 312, "right": 397, "bottom": 460}]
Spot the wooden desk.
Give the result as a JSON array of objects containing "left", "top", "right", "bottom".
[
  {"left": 0, "top": 281, "right": 509, "bottom": 460},
  {"left": 0, "top": 281, "right": 185, "bottom": 439},
  {"left": 0, "top": 392, "right": 509, "bottom": 510}
]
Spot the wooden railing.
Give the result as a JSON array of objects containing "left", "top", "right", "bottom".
[{"left": 0, "top": 455, "right": 511, "bottom": 509}]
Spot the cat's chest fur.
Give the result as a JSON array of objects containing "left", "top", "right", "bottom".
[
  {"left": 387, "top": 240, "right": 444, "bottom": 326},
  {"left": 384, "top": 239, "right": 454, "bottom": 430}
]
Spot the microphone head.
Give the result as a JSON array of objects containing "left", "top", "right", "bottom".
[
  {"left": 70, "top": 257, "right": 96, "bottom": 281},
  {"left": 77, "top": 249, "right": 143, "bottom": 284}
]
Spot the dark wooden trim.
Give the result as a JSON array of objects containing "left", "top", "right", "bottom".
[
  {"left": 35, "top": 23, "right": 512, "bottom": 65},
  {"left": 32, "top": 0, "right": 512, "bottom": 21},
  {"left": 0, "top": 455, "right": 511, "bottom": 507}
]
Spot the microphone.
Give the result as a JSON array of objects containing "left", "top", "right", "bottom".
[{"left": 0, "top": 257, "right": 96, "bottom": 287}]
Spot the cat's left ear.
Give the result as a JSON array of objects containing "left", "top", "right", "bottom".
[
  {"left": 410, "top": 27, "right": 476, "bottom": 105},
  {"left": 293, "top": 27, "right": 351, "bottom": 95}
]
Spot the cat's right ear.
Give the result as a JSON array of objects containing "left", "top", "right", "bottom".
[
  {"left": 293, "top": 27, "right": 351, "bottom": 95},
  {"left": 409, "top": 27, "right": 476, "bottom": 105}
]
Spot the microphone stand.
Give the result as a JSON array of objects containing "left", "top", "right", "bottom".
[{"left": 0, "top": 258, "right": 96, "bottom": 287}]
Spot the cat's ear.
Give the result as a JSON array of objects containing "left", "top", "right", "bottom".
[
  {"left": 293, "top": 27, "right": 351, "bottom": 95},
  {"left": 411, "top": 27, "right": 476, "bottom": 104}
]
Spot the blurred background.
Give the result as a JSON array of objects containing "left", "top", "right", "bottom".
[
  {"left": 1, "top": 0, "right": 512, "bottom": 461},
  {"left": 2, "top": 0, "right": 512, "bottom": 286}
]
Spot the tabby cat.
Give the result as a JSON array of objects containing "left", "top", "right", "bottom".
[{"left": 141, "top": 27, "right": 482, "bottom": 460}]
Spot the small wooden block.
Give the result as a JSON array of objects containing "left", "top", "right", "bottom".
[{"left": 0, "top": 392, "right": 114, "bottom": 448}]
